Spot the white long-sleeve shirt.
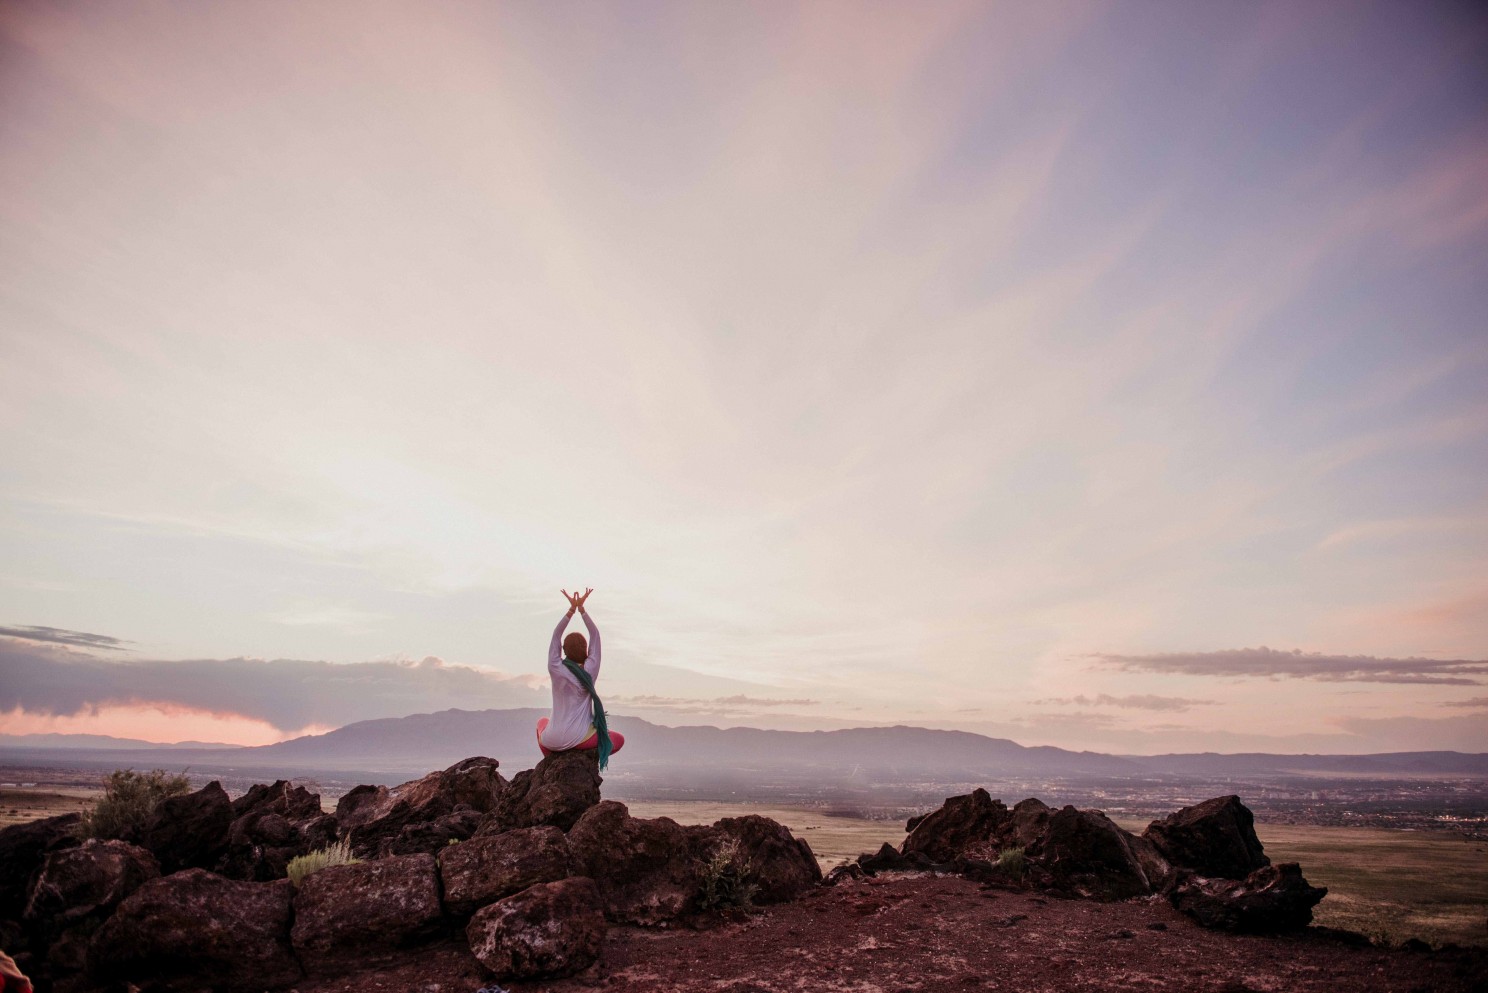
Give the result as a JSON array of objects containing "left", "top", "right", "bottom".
[{"left": 540, "top": 610, "right": 602, "bottom": 750}]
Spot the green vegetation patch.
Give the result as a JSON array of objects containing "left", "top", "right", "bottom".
[
  {"left": 74, "top": 769, "right": 190, "bottom": 841},
  {"left": 287, "top": 839, "right": 361, "bottom": 887}
]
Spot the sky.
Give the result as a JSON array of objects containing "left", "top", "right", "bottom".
[{"left": 1, "top": 0, "right": 1486, "bottom": 755}]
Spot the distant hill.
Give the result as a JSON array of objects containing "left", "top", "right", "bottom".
[
  {"left": 1, "top": 708, "right": 1484, "bottom": 783},
  {"left": 0, "top": 732, "right": 244, "bottom": 750}
]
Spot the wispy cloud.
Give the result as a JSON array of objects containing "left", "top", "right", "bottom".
[
  {"left": 1031, "top": 694, "right": 1216, "bottom": 712},
  {"left": 609, "top": 694, "right": 821, "bottom": 709},
  {"left": 0, "top": 626, "right": 133, "bottom": 651},
  {"left": 1094, "top": 647, "right": 1488, "bottom": 685}
]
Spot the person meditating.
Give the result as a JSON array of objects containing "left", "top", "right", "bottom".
[{"left": 536, "top": 587, "right": 624, "bottom": 769}]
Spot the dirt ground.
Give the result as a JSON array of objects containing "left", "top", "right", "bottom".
[
  {"left": 290, "top": 873, "right": 1488, "bottom": 993},
  {"left": 0, "top": 787, "right": 99, "bottom": 828}
]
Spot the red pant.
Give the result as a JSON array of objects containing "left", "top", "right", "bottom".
[{"left": 536, "top": 716, "right": 625, "bottom": 757}]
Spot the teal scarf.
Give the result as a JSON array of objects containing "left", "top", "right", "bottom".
[{"left": 562, "top": 657, "right": 613, "bottom": 770}]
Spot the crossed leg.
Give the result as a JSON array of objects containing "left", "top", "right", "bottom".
[{"left": 536, "top": 716, "right": 626, "bottom": 757}]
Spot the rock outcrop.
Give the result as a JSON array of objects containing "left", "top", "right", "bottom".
[
  {"left": 439, "top": 825, "right": 575, "bottom": 917},
  {"left": 137, "top": 779, "right": 233, "bottom": 873},
  {"left": 88, "top": 868, "right": 301, "bottom": 992},
  {"left": 220, "top": 779, "right": 333, "bottom": 880},
  {"left": 0, "top": 812, "right": 81, "bottom": 919},
  {"left": 900, "top": 787, "right": 1010, "bottom": 862},
  {"left": 567, "top": 800, "right": 705, "bottom": 924},
  {"left": 466, "top": 877, "right": 606, "bottom": 980},
  {"left": 291, "top": 852, "right": 446, "bottom": 975},
  {"left": 712, "top": 814, "right": 822, "bottom": 902},
  {"left": 490, "top": 750, "right": 601, "bottom": 833},
  {"left": 338, "top": 756, "right": 503, "bottom": 858},
  {"left": 1171, "top": 862, "right": 1328, "bottom": 932},
  {"left": 1143, "top": 795, "right": 1270, "bottom": 880},
  {"left": 23, "top": 838, "right": 159, "bottom": 934},
  {"left": 565, "top": 800, "right": 821, "bottom": 924},
  {"left": 882, "top": 791, "right": 1323, "bottom": 934},
  {"left": 1030, "top": 806, "right": 1172, "bottom": 900}
]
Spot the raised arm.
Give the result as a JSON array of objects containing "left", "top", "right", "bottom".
[
  {"left": 548, "top": 606, "right": 574, "bottom": 669},
  {"left": 580, "top": 607, "right": 601, "bottom": 677}
]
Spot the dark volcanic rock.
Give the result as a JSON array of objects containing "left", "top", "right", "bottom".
[
  {"left": 900, "top": 788, "right": 1010, "bottom": 862},
  {"left": 1005, "top": 797, "right": 1053, "bottom": 848},
  {"left": 566, "top": 801, "right": 817, "bottom": 923},
  {"left": 823, "top": 863, "right": 867, "bottom": 886},
  {"left": 339, "top": 757, "right": 504, "bottom": 858},
  {"left": 386, "top": 807, "right": 484, "bottom": 857},
  {"left": 232, "top": 779, "right": 323, "bottom": 820},
  {"left": 0, "top": 812, "right": 81, "bottom": 918},
  {"left": 291, "top": 852, "right": 445, "bottom": 975},
  {"left": 1171, "top": 862, "right": 1328, "bottom": 932},
  {"left": 438, "top": 825, "right": 575, "bottom": 917},
  {"left": 24, "top": 839, "right": 159, "bottom": 933},
  {"left": 219, "top": 779, "right": 331, "bottom": 880},
  {"left": 567, "top": 800, "right": 706, "bottom": 924},
  {"left": 857, "top": 842, "right": 918, "bottom": 874},
  {"left": 138, "top": 780, "right": 233, "bottom": 873},
  {"left": 712, "top": 814, "right": 822, "bottom": 902},
  {"left": 88, "top": 868, "right": 300, "bottom": 992},
  {"left": 1029, "top": 806, "right": 1164, "bottom": 900},
  {"left": 465, "top": 877, "right": 606, "bottom": 980},
  {"left": 490, "top": 750, "right": 600, "bottom": 833},
  {"left": 335, "top": 783, "right": 391, "bottom": 829},
  {"left": 1144, "top": 795, "right": 1270, "bottom": 880}
]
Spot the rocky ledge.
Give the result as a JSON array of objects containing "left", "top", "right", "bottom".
[{"left": 2, "top": 760, "right": 1481, "bottom": 993}]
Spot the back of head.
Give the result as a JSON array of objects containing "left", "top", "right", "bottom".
[{"left": 562, "top": 631, "right": 587, "bottom": 662}]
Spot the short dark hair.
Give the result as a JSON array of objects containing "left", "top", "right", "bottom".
[{"left": 562, "top": 632, "right": 587, "bottom": 661}]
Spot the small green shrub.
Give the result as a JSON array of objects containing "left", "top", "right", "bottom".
[
  {"left": 287, "top": 839, "right": 360, "bottom": 887},
  {"left": 74, "top": 769, "right": 191, "bottom": 841},
  {"left": 995, "top": 846, "right": 1027, "bottom": 877},
  {"left": 696, "top": 836, "right": 759, "bottom": 911}
]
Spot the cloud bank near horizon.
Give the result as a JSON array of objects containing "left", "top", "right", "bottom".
[
  {"left": 0, "top": 633, "right": 546, "bottom": 733},
  {"left": 1094, "top": 647, "right": 1488, "bottom": 686}
]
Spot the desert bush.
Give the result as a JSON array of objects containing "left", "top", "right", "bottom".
[
  {"left": 287, "top": 839, "right": 360, "bottom": 887},
  {"left": 696, "top": 836, "right": 759, "bottom": 911},
  {"left": 995, "top": 846, "right": 1027, "bottom": 877},
  {"left": 74, "top": 768, "right": 191, "bottom": 841}
]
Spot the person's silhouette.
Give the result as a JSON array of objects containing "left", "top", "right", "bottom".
[{"left": 536, "top": 588, "right": 624, "bottom": 764}]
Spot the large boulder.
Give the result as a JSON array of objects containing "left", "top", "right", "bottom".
[
  {"left": 232, "top": 779, "right": 323, "bottom": 820},
  {"left": 439, "top": 825, "right": 575, "bottom": 917},
  {"left": 0, "top": 813, "right": 81, "bottom": 919},
  {"left": 1028, "top": 806, "right": 1164, "bottom": 900},
  {"left": 137, "top": 780, "right": 233, "bottom": 873},
  {"left": 710, "top": 815, "right": 821, "bottom": 903},
  {"left": 24, "top": 839, "right": 159, "bottom": 934},
  {"left": 1143, "top": 795, "right": 1270, "bottom": 880},
  {"left": 490, "top": 750, "right": 601, "bottom": 833},
  {"left": 1171, "top": 862, "right": 1327, "bottom": 932},
  {"left": 88, "top": 868, "right": 300, "bottom": 992},
  {"left": 1004, "top": 798, "right": 1053, "bottom": 848},
  {"left": 465, "top": 877, "right": 606, "bottom": 980},
  {"left": 900, "top": 788, "right": 1010, "bottom": 862},
  {"left": 219, "top": 780, "right": 331, "bottom": 881},
  {"left": 566, "top": 801, "right": 706, "bottom": 924},
  {"left": 385, "top": 807, "right": 484, "bottom": 857},
  {"left": 290, "top": 852, "right": 445, "bottom": 975},
  {"left": 565, "top": 802, "right": 816, "bottom": 923},
  {"left": 338, "top": 757, "right": 504, "bottom": 858}
]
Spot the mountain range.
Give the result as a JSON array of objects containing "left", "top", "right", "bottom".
[{"left": 2, "top": 708, "right": 1484, "bottom": 783}]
